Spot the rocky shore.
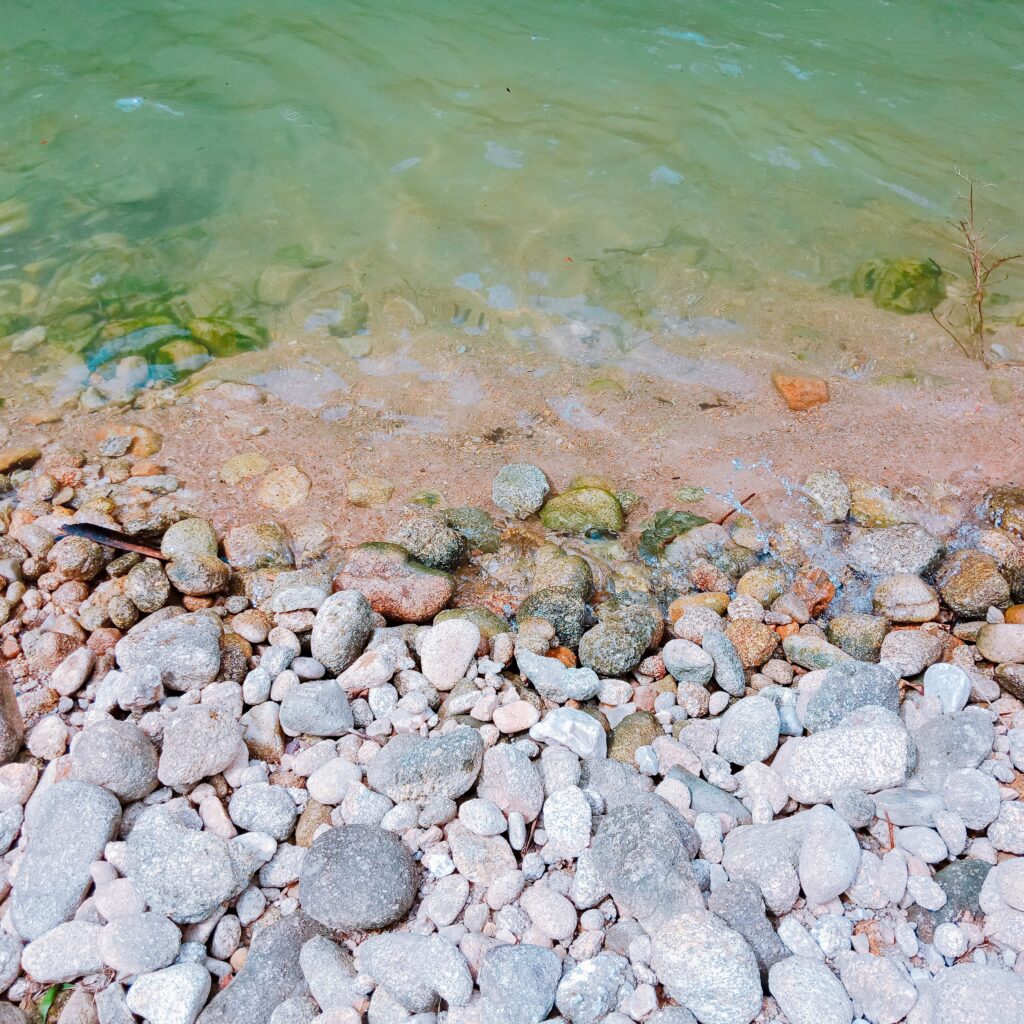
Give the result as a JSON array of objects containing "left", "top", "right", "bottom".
[{"left": 0, "top": 435, "right": 1023, "bottom": 1024}]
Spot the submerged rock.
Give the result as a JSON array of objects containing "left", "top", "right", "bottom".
[
  {"left": 333, "top": 542, "right": 455, "bottom": 623},
  {"left": 539, "top": 487, "right": 624, "bottom": 535}
]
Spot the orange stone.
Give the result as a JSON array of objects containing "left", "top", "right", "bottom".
[
  {"left": 772, "top": 370, "right": 829, "bottom": 411},
  {"left": 1006, "top": 605, "right": 1024, "bottom": 624},
  {"left": 546, "top": 646, "right": 577, "bottom": 668},
  {"left": 792, "top": 567, "right": 836, "bottom": 616},
  {"left": 776, "top": 621, "right": 800, "bottom": 639}
]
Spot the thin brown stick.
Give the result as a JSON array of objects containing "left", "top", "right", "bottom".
[{"left": 715, "top": 493, "right": 756, "bottom": 526}]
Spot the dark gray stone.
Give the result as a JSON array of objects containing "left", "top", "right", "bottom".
[
  {"left": 707, "top": 879, "right": 789, "bottom": 982},
  {"left": 198, "top": 912, "right": 325, "bottom": 1024},
  {"left": 299, "top": 825, "right": 417, "bottom": 931},
  {"left": 803, "top": 662, "right": 899, "bottom": 733}
]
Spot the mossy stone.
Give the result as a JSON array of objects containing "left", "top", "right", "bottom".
[
  {"left": 852, "top": 257, "right": 945, "bottom": 314},
  {"left": 579, "top": 605, "right": 658, "bottom": 676},
  {"left": 735, "top": 567, "right": 788, "bottom": 608},
  {"left": 826, "top": 613, "right": 890, "bottom": 662},
  {"left": 532, "top": 545, "right": 594, "bottom": 600},
  {"left": 389, "top": 512, "right": 466, "bottom": 572},
  {"left": 608, "top": 711, "right": 662, "bottom": 765},
  {"left": 444, "top": 507, "right": 501, "bottom": 553},
  {"left": 434, "top": 606, "right": 509, "bottom": 641},
  {"left": 540, "top": 487, "right": 624, "bottom": 536},
  {"left": 516, "top": 587, "right": 587, "bottom": 649}
]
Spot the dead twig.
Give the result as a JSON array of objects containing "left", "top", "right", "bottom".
[{"left": 715, "top": 493, "right": 756, "bottom": 526}]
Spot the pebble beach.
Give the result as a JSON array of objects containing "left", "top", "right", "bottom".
[{"left": 0, "top": 427, "right": 1023, "bottom": 1024}]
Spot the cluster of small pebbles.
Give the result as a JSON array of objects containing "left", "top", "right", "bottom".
[{"left": 0, "top": 443, "right": 1024, "bottom": 1024}]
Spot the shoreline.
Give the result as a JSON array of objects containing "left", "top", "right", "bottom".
[{"left": 0, "top": 425, "right": 1022, "bottom": 1020}]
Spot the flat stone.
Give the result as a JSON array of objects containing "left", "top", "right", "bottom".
[
  {"left": 366, "top": 728, "right": 483, "bottom": 802},
  {"left": 707, "top": 879, "right": 789, "bottom": 982},
  {"left": 529, "top": 708, "right": 607, "bottom": 759},
  {"left": 880, "top": 629, "right": 943, "bottom": 677},
  {"left": 359, "top": 933, "right": 472, "bottom": 1012},
  {"left": 22, "top": 921, "right": 103, "bottom": 983},
  {"left": 13, "top": 781, "right": 121, "bottom": 941},
  {"left": 279, "top": 681, "right": 354, "bottom": 737},
  {"left": 126, "top": 806, "right": 246, "bottom": 924},
  {"left": 652, "top": 910, "right": 762, "bottom": 1024},
  {"left": 299, "top": 825, "right": 417, "bottom": 931},
  {"left": 916, "top": 963, "right": 1024, "bottom": 1024},
  {"left": 159, "top": 705, "right": 243, "bottom": 789},
  {"left": 310, "top": 591, "right": 375, "bottom": 675},
  {"left": 478, "top": 943, "right": 561, "bottom": 1024},
  {"left": 333, "top": 543, "right": 455, "bottom": 624},
  {"left": 781, "top": 707, "right": 914, "bottom": 804},
  {"left": 99, "top": 913, "right": 181, "bottom": 975},
  {"left": 591, "top": 795, "right": 701, "bottom": 928},
  {"left": 768, "top": 956, "right": 852, "bottom": 1024},
  {"left": 115, "top": 613, "right": 222, "bottom": 691},
  {"left": 702, "top": 630, "right": 746, "bottom": 696},
  {"left": 872, "top": 574, "right": 940, "bottom": 623},
  {"left": 846, "top": 525, "right": 941, "bottom": 577},
  {"left": 447, "top": 822, "right": 516, "bottom": 885},
  {"left": 923, "top": 663, "right": 972, "bottom": 714},
  {"left": 802, "top": 662, "right": 899, "bottom": 733},
  {"left": 198, "top": 912, "right": 325, "bottom": 1024},
  {"left": 0, "top": 666, "right": 25, "bottom": 764},
  {"left": 911, "top": 707, "right": 995, "bottom": 791},
  {"left": 127, "top": 964, "right": 212, "bottom": 1024}
]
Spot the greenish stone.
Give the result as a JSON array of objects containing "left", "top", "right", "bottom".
[
  {"left": 579, "top": 603, "right": 658, "bottom": 676},
  {"left": 444, "top": 507, "right": 501, "bottom": 553},
  {"left": 608, "top": 711, "right": 662, "bottom": 765},
  {"left": 909, "top": 859, "right": 992, "bottom": 942},
  {"left": 848, "top": 480, "right": 912, "bottom": 528},
  {"left": 851, "top": 257, "right": 945, "bottom": 314},
  {"left": 674, "top": 486, "right": 708, "bottom": 504},
  {"left": 187, "top": 316, "right": 266, "bottom": 357},
  {"left": 735, "top": 567, "right": 788, "bottom": 608},
  {"left": 516, "top": 587, "right": 587, "bottom": 648},
  {"left": 409, "top": 489, "right": 443, "bottom": 507},
  {"left": 389, "top": 512, "right": 465, "bottom": 572},
  {"left": 532, "top": 545, "right": 594, "bottom": 600},
  {"left": 154, "top": 338, "right": 210, "bottom": 377},
  {"left": 825, "top": 613, "right": 890, "bottom": 662},
  {"left": 434, "top": 606, "right": 509, "bottom": 640},
  {"left": 540, "top": 488, "right": 624, "bottom": 536},
  {"left": 782, "top": 634, "right": 853, "bottom": 671},
  {"left": 638, "top": 508, "right": 710, "bottom": 562},
  {"left": 714, "top": 545, "right": 760, "bottom": 582}
]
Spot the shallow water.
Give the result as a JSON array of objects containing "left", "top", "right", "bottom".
[{"left": 2, "top": 0, "right": 1024, "bottom": 395}]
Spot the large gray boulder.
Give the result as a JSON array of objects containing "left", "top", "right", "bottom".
[{"left": 12, "top": 781, "right": 121, "bottom": 940}]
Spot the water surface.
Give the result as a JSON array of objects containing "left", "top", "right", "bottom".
[{"left": 2, "top": 0, "right": 1023, "bottom": 395}]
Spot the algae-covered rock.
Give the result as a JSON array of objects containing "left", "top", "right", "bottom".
[
  {"left": 517, "top": 587, "right": 587, "bottom": 648},
  {"left": 435, "top": 607, "right": 509, "bottom": 645},
  {"left": 579, "top": 600, "right": 660, "bottom": 676},
  {"left": 444, "top": 507, "right": 501, "bottom": 553},
  {"left": 540, "top": 488, "right": 624, "bottom": 536},
  {"left": 851, "top": 257, "right": 945, "bottom": 314},
  {"left": 609, "top": 711, "right": 662, "bottom": 765},
  {"left": 532, "top": 545, "right": 594, "bottom": 600},
  {"left": 153, "top": 339, "right": 210, "bottom": 378},
  {"left": 389, "top": 511, "right": 466, "bottom": 572}
]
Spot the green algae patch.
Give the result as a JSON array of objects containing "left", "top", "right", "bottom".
[
  {"left": 850, "top": 257, "right": 945, "bottom": 313},
  {"left": 539, "top": 487, "right": 625, "bottom": 536}
]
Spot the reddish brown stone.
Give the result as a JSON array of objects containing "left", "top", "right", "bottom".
[{"left": 772, "top": 371, "right": 830, "bottom": 411}]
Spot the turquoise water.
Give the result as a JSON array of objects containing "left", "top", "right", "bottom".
[{"left": 2, "top": 0, "right": 1024, "bottom": 390}]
